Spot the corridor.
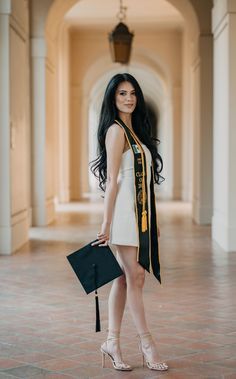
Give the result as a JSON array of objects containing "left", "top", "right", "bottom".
[{"left": 0, "top": 201, "right": 236, "bottom": 379}]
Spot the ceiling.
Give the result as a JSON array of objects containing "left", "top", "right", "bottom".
[{"left": 64, "top": 0, "right": 184, "bottom": 30}]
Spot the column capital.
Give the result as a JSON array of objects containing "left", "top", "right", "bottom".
[
  {"left": 0, "top": 0, "right": 11, "bottom": 14},
  {"left": 212, "top": 0, "right": 236, "bottom": 34}
]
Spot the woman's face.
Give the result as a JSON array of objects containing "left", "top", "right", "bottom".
[{"left": 115, "top": 81, "right": 137, "bottom": 115}]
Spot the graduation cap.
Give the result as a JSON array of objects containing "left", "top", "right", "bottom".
[{"left": 67, "top": 240, "right": 123, "bottom": 332}]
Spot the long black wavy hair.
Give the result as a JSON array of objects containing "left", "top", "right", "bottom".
[{"left": 90, "top": 73, "right": 164, "bottom": 192}]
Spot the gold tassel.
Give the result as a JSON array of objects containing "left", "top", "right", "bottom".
[{"left": 142, "top": 210, "right": 147, "bottom": 232}]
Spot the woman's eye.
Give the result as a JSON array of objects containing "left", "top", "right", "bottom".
[{"left": 119, "top": 92, "right": 136, "bottom": 96}]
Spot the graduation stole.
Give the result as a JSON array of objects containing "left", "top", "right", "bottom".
[{"left": 114, "top": 118, "right": 161, "bottom": 284}]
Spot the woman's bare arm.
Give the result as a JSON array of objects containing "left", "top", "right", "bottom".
[{"left": 92, "top": 123, "right": 125, "bottom": 246}]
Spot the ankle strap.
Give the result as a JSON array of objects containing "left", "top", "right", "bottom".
[
  {"left": 138, "top": 332, "right": 152, "bottom": 339},
  {"left": 107, "top": 336, "right": 120, "bottom": 341},
  {"left": 107, "top": 329, "right": 120, "bottom": 340}
]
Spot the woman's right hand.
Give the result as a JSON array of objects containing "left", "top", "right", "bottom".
[{"left": 91, "top": 222, "right": 110, "bottom": 247}]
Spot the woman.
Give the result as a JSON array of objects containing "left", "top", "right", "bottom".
[{"left": 90, "top": 73, "right": 168, "bottom": 372}]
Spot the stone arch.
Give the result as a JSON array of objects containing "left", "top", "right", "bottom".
[
  {"left": 40, "top": 0, "right": 212, "bottom": 222},
  {"left": 45, "top": 0, "right": 201, "bottom": 41}
]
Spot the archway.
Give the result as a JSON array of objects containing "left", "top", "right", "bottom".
[{"left": 31, "top": 0, "right": 212, "bottom": 226}]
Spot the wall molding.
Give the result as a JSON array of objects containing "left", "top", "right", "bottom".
[
  {"left": 192, "top": 56, "right": 200, "bottom": 72},
  {"left": 10, "top": 14, "right": 28, "bottom": 41},
  {"left": 213, "top": 14, "right": 229, "bottom": 40},
  {"left": 46, "top": 58, "right": 55, "bottom": 74}
]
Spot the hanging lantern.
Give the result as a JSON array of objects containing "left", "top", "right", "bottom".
[{"left": 108, "top": 0, "right": 134, "bottom": 64}]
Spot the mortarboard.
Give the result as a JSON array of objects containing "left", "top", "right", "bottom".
[{"left": 67, "top": 240, "right": 123, "bottom": 332}]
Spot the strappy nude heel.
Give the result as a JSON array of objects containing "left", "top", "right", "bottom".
[
  {"left": 138, "top": 332, "right": 168, "bottom": 371},
  {"left": 100, "top": 330, "right": 132, "bottom": 371}
]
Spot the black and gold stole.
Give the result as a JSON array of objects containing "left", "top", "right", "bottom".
[{"left": 114, "top": 118, "right": 161, "bottom": 284}]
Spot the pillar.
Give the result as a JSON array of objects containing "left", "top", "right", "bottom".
[
  {"left": 212, "top": 0, "right": 236, "bottom": 251},
  {"left": 0, "top": 1, "right": 11, "bottom": 253},
  {"left": 30, "top": 0, "right": 55, "bottom": 225},
  {"left": 0, "top": 0, "right": 30, "bottom": 254},
  {"left": 192, "top": 32, "right": 213, "bottom": 224},
  {"left": 172, "top": 84, "right": 182, "bottom": 199}
]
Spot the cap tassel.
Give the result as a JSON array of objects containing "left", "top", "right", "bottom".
[
  {"left": 93, "top": 263, "right": 101, "bottom": 332},
  {"left": 95, "top": 290, "right": 101, "bottom": 332}
]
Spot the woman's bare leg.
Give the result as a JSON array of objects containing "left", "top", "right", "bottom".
[
  {"left": 102, "top": 251, "right": 128, "bottom": 364},
  {"left": 115, "top": 245, "right": 164, "bottom": 364},
  {"left": 108, "top": 253, "right": 127, "bottom": 333},
  {"left": 104, "top": 244, "right": 165, "bottom": 366},
  {"left": 116, "top": 245, "right": 149, "bottom": 333}
]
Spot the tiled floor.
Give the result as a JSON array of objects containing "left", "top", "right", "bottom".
[{"left": 0, "top": 201, "right": 236, "bottom": 379}]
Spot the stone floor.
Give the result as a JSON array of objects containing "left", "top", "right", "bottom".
[{"left": 0, "top": 201, "right": 236, "bottom": 379}]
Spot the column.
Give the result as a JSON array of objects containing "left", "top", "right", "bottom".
[
  {"left": 0, "top": 3, "right": 11, "bottom": 253},
  {"left": 192, "top": 33, "right": 213, "bottom": 224},
  {"left": 31, "top": 37, "right": 46, "bottom": 225},
  {"left": 172, "top": 85, "right": 182, "bottom": 199},
  {"left": 0, "top": 0, "right": 31, "bottom": 254},
  {"left": 31, "top": 37, "right": 54, "bottom": 226},
  {"left": 212, "top": 0, "right": 236, "bottom": 251}
]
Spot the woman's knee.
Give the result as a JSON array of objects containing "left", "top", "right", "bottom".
[
  {"left": 115, "top": 274, "right": 127, "bottom": 288},
  {"left": 115, "top": 246, "right": 145, "bottom": 288},
  {"left": 127, "top": 265, "right": 145, "bottom": 288}
]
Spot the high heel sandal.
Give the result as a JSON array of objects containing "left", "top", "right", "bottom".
[
  {"left": 138, "top": 332, "right": 168, "bottom": 371},
  {"left": 100, "top": 330, "right": 132, "bottom": 371}
]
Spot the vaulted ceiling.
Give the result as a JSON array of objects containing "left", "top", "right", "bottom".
[{"left": 64, "top": 0, "right": 184, "bottom": 30}]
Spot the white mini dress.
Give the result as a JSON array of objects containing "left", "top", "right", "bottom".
[{"left": 109, "top": 144, "right": 152, "bottom": 247}]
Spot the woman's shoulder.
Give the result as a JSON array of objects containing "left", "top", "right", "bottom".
[
  {"left": 105, "top": 123, "right": 126, "bottom": 151},
  {"left": 106, "top": 122, "right": 125, "bottom": 137}
]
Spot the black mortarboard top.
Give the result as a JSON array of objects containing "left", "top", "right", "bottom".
[{"left": 67, "top": 240, "right": 123, "bottom": 332}]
